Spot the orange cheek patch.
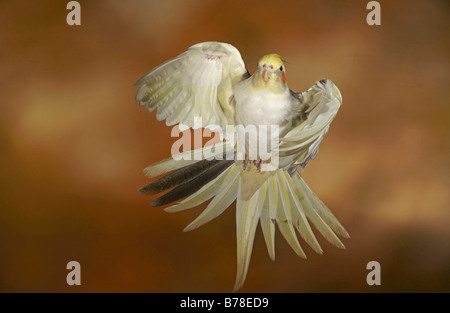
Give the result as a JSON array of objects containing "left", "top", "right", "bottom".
[{"left": 281, "top": 71, "right": 286, "bottom": 84}]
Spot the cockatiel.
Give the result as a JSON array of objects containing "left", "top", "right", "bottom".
[{"left": 135, "top": 41, "right": 349, "bottom": 291}]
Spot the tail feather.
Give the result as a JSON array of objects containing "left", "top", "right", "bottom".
[
  {"left": 258, "top": 182, "right": 276, "bottom": 260},
  {"left": 150, "top": 160, "right": 234, "bottom": 207},
  {"left": 164, "top": 164, "right": 237, "bottom": 213},
  {"left": 292, "top": 174, "right": 347, "bottom": 249},
  {"left": 274, "top": 172, "right": 307, "bottom": 259},
  {"left": 142, "top": 141, "right": 231, "bottom": 178},
  {"left": 184, "top": 165, "right": 241, "bottom": 231},
  {"left": 233, "top": 188, "right": 262, "bottom": 292},
  {"left": 139, "top": 159, "right": 221, "bottom": 195},
  {"left": 281, "top": 172, "right": 323, "bottom": 254},
  {"left": 143, "top": 157, "right": 197, "bottom": 178},
  {"left": 293, "top": 174, "right": 350, "bottom": 240}
]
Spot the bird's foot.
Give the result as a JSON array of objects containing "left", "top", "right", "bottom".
[
  {"left": 243, "top": 154, "right": 262, "bottom": 172},
  {"left": 244, "top": 154, "right": 249, "bottom": 170},
  {"left": 254, "top": 159, "right": 262, "bottom": 171}
]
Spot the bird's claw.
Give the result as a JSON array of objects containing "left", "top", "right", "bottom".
[
  {"left": 254, "top": 159, "right": 262, "bottom": 171},
  {"left": 243, "top": 154, "right": 262, "bottom": 172}
]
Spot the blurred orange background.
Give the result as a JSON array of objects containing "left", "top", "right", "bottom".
[{"left": 0, "top": 0, "right": 449, "bottom": 292}]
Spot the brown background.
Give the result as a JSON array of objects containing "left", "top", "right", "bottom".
[{"left": 0, "top": 0, "right": 449, "bottom": 292}]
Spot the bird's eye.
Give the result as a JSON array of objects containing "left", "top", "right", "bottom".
[{"left": 279, "top": 66, "right": 283, "bottom": 71}]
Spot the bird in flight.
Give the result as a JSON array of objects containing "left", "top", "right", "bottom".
[{"left": 135, "top": 42, "right": 349, "bottom": 291}]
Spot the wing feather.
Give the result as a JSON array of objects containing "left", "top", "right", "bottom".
[
  {"left": 136, "top": 42, "right": 248, "bottom": 131},
  {"left": 280, "top": 80, "right": 342, "bottom": 170}
]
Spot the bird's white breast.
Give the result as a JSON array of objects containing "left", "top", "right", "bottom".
[
  {"left": 233, "top": 78, "right": 296, "bottom": 160},
  {"left": 233, "top": 79, "right": 293, "bottom": 128}
]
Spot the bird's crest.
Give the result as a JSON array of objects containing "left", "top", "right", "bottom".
[{"left": 258, "top": 53, "right": 285, "bottom": 68}]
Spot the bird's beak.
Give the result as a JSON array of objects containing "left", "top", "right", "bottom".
[{"left": 262, "top": 69, "right": 272, "bottom": 83}]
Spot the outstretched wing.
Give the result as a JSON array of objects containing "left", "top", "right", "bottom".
[
  {"left": 135, "top": 42, "right": 249, "bottom": 131},
  {"left": 279, "top": 79, "right": 343, "bottom": 170}
]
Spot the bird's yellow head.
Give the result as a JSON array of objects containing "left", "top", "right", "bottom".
[{"left": 252, "top": 53, "right": 287, "bottom": 92}]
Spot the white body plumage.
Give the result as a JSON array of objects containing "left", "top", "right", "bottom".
[{"left": 234, "top": 78, "right": 294, "bottom": 127}]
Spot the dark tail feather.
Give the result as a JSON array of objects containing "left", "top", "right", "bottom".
[
  {"left": 150, "top": 160, "right": 234, "bottom": 207},
  {"left": 138, "top": 159, "right": 221, "bottom": 195}
]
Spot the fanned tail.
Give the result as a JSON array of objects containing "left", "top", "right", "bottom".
[
  {"left": 232, "top": 168, "right": 349, "bottom": 292},
  {"left": 140, "top": 152, "right": 348, "bottom": 292}
]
